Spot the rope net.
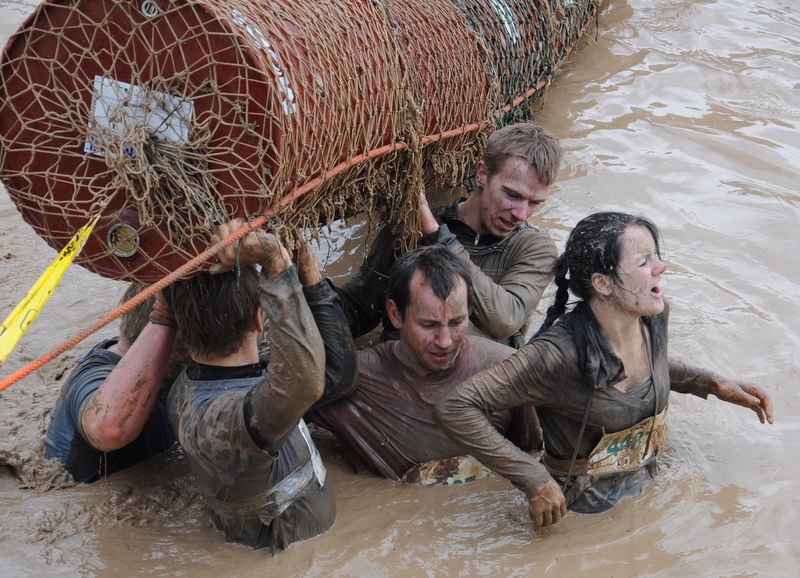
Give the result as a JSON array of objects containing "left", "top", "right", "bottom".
[{"left": 0, "top": 0, "right": 600, "bottom": 283}]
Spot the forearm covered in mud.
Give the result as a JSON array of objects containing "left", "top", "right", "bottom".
[
  {"left": 80, "top": 322, "right": 176, "bottom": 452},
  {"left": 433, "top": 349, "right": 555, "bottom": 498},
  {"left": 244, "top": 267, "right": 325, "bottom": 452},
  {"left": 304, "top": 279, "right": 358, "bottom": 412},
  {"left": 334, "top": 226, "right": 397, "bottom": 338},
  {"left": 428, "top": 225, "right": 556, "bottom": 340},
  {"left": 668, "top": 358, "right": 712, "bottom": 398}
]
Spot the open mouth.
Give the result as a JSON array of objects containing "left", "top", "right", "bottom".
[
  {"left": 651, "top": 285, "right": 662, "bottom": 298},
  {"left": 429, "top": 351, "right": 451, "bottom": 362},
  {"left": 498, "top": 218, "right": 517, "bottom": 231}
]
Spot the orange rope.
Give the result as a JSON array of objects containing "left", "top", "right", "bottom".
[
  {"left": 0, "top": 1, "right": 603, "bottom": 393},
  {"left": 0, "top": 214, "right": 269, "bottom": 393}
]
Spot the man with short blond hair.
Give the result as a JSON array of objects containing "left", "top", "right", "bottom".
[{"left": 337, "top": 121, "right": 562, "bottom": 348}]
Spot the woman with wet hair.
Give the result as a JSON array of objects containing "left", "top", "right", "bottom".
[{"left": 434, "top": 212, "right": 773, "bottom": 529}]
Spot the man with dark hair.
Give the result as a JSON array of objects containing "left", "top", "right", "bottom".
[
  {"left": 308, "top": 244, "right": 541, "bottom": 483},
  {"left": 337, "top": 121, "right": 561, "bottom": 348},
  {"left": 43, "top": 283, "right": 182, "bottom": 483},
  {"left": 167, "top": 219, "right": 356, "bottom": 553}
]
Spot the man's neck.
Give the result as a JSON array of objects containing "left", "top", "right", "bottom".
[
  {"left": 192, "top": 334, "right": 260, "bottom": 367},
  {"left": 108, "top": 339, "right": 129, "bottom": 357},
  {"left": 457, "top": 191, "right": 486, "bottom": 234}
]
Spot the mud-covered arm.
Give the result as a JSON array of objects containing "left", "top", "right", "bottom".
[
  {"left": 425, "top": 225, "right": 556, "bottom": 340},
  {"left": 669, "top": 359, "right": 774, "bottom": 424},
  {"left": 334, "top": 225, "right": 398, "bottom": 338},
  {"left": 433, "top": 343, "right": 560, "bottom": 498},
  {"left": 244, "top": 267, "right": 325, "bottom": 453},
  {"left": 80, "top": 298, "right": 176, "bottom": 452},
  {"left": 209, "top": 219, "right": 326, "bottom": 453},
  {"left": 668, "top": 359, "right": 713, "bottom": 398},
  {"left": 304, "top": 279, "right": 358, "bottom": 412}
]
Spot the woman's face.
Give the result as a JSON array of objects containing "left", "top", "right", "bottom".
[{"left": 610, "top": 224, "right": 666, "bottom": 317}]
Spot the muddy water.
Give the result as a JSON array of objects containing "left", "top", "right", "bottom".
[{"left": 1, "top": 0, "right": 798, "bottom": 575}]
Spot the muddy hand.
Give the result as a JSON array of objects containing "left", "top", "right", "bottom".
[
  {"left": 209, "top": 218, "right": 291, "bottom": 279},
  {"left": 295, "top": 238, "right": 323, "bottom": 287},
  {"left": 527, "top": 478, "right": 567, "bottom": 530},
  {"left": 419, "top": 186, "right": 439, "bottom": 236},
  {"left": 149, "top": 290, "right": 177, "bottom": 330},
  {"left": 710, "top": 376, "right": 774, "bottom": 424}
]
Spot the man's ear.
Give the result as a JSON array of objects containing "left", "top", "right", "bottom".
[
  {"left": 253, "top": 307, "right": 265, "bottom": 335},
  {"left": 591, "top": 272, "right": 614, "bottom": 297},
  {"left": 475, "top": 160, "right": 487, "bottom": 188},
  {"left": 386, "top": 299, "right": 403, "bottom": 329}
]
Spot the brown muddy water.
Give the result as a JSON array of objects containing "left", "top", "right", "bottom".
[{"left": 1, "top": 0, "right": 798, "bottom": 575}]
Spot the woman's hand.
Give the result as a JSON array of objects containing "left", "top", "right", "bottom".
[
  {"left": 709, "top": 375, "right": 774, "bottom": 424},
  {"left": 528, "top": 478, "right": 567, "bottom": 530}
]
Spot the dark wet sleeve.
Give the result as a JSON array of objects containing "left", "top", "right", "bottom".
[
  {"left": 503, "top": 405, "right": 543, "bottom": 453},
  {"left": 430, "top": 225, "right": 557, "bottom": 340},
  {"left": 668, "top": 359, "right": 712, "bottom": 399},
  {"left": 243, "top": 267, "right": 325, "bottom": 454},
  {"left": 304, "top": 279, "right": 358, "bottom": 412},
  {"left": 433, "top": 342, "right": 563, "bottom": 498},
  {"left": 334, "top": 225, "right": 399, "bottom": 338}
]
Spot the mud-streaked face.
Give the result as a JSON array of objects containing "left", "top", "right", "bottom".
[
  {"left": 388, "top": 271, "right": 469, "bottom": 375},
  {"left": 610, "top": 225, "right": 666, "bottom": 317},
  {"left": 474, "top": 157, "right": 549, "bottom": 238}
]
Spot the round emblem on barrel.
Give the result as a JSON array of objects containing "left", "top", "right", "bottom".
[{"left": 107, "top": 223, "right": 140, "bottom": 259}]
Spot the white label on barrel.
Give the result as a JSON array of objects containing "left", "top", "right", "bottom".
[
  {"left": 84, "top": 76, "right": 194, "bottom": 158},
  {"left": 230, "top": 9, "right": 297, "bottom": 116}
]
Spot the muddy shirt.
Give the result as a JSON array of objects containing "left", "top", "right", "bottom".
[
  {"left": 434, "top": 302, "right": 712, "bottom": 512},
  {"left": 169, "top": 364, "right": 335, "bottom": 553},
  {"left": 167, "top": 270, "right": 354, "bottom": 553},
  {"left": 42, "top": 339, "right": 174, "bottom": 483},
  {"left": 336, "top": 198, "right": 557, "bottom": 347},
  {"left": 307, "top": 336, "right": 542, "bottom": 481}
]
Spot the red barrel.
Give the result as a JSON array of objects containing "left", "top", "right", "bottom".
[
  {"left": 456, "top": 0, "right": 556, "bottom": 106},
  {"left": 1, "top": 0, "right": 598, "bottom": 282},
  {"left": 0, "top": 0, "right": 409, "bottom": 281}
]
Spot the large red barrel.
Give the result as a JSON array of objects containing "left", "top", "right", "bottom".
[
  {"left": 0, "top": 0, "right": 599, "bottom": 283},
  {"left": 0, "top": 0, "right": 410, "bottom": 281}
]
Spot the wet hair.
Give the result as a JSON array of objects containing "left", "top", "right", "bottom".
[
  {"left": 386, "top": 245, "right": 473, "bottom": 319},
  {"left": 170, "top": 266, "right": 262, "bottom": 359},
  {"left": 481, "top": 122, "right": 563, "bottom": 186},
  {"left": 118, "top": 282, "right": 154, "bottom": 346},
  {"left": 536, "top": 212, "right": 662, "bottom": 335}
]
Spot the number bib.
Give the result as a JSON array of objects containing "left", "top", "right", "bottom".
[{"left": 585, "top": 407, "right": 668, "bottom": 476}]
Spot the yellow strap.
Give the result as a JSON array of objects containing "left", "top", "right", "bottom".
[{"left": 0, "top": 215, "right": 100, "bottom": 367}]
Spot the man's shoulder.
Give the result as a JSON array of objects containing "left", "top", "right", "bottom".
[
  {"left": 509, "top": 222, "right": 557, "bottom": 252},
  {"left": 356, "top": 341, "right": 397, "bottom": 376},
  {"left": 61, "top": 340, "right": 121, "bottom": 395},
  {"left": 44, "top": 340, "right": 121, "bottom": 453},
  {"left": 431, "top": 198, "right": 462, "bottom": 222},
  {"left": 77, "top": 338, "right": 120, "bottom": 364},
  {"left": 456, "top": 336, "right": 516, "bottom": 373}
]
